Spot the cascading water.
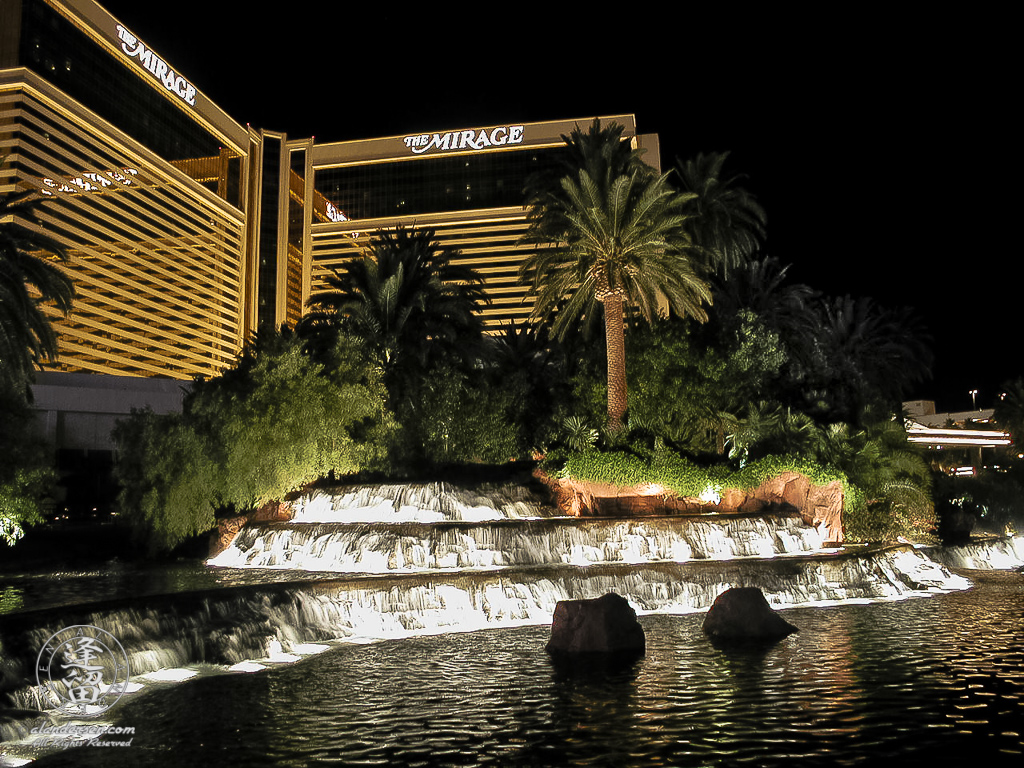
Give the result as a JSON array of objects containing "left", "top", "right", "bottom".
[
  {"left": 924, "top": 534, "right": 1024, "bottom": 570},
  {"left": 3, "top": 479, "right": 1020, "bottom": 760}
]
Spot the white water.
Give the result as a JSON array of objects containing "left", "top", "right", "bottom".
[
  {"left": 3, "top": 543, "right": 974, "bottom": 719},
  {"left": 925, "top": 534, "right": 1024, "bottom": 570},
  {"left": 289, "top": 482, "right": 552, "bottom": 523},
  {"left": 209, "top": 515, "right": 825, "bottom": 572},
  {"left": 3, "top": 480, "right": 1014, "bottom": 750}
]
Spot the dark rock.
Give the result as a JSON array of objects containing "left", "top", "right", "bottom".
[
  {"left": 546, "top": 593, "right": 645, "bottom": 655},
  {"left": 209, "top": 500, "right": 294, "bottom": 557},
  {"left": 702, "top": 587, "right": 798, "bottom": 643},
  {"left": 938, "top": 508, "right": 976, "bottom": 545}
]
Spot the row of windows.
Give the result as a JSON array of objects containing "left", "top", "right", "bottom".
[
  {"left": 5, "top": 86, "right": 246, "bottom": 379},
  {"left": 19, "top": 0, "right": 243, "bottom": 207},
  {"left": 314, "top": 146, "right": 568, "bottom": 221}
]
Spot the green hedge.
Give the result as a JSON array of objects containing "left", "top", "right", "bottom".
[{"left": 558, "top": 448, "right": 850, "bottom": 503}]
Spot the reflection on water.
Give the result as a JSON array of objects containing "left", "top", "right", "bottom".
[
  {"left": 23, "top": 570, "right": 1024, "bottom": 768},
  {"left": 0, "top": 588, "right": 23, "bottom": 615},
  {"left": 0, "top": 561, "right": 346, "bottom": 616}
]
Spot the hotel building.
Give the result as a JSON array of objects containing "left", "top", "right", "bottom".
[{"left": 1, "top": 0, "right": 661, "bottom": 459}]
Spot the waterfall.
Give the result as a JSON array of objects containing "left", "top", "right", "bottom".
[
  {"left": 1, "top": 545, "right": 970, "bottom": 714},
  {"left": 209, "top": 515, "right": 825, "bottom": 572},
  {"left": 924, "top": 535, "right": 1024, "bottom": 570},
  {"left": 0, "top": 480, "right": 1001, "bottom": 738},
  {"left": 288, "top": 482, "right": 553, "bottom": 523}
]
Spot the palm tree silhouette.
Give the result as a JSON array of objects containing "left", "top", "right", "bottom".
[{"left": 1, "top": 190, "right": 74, "bottom": 392}]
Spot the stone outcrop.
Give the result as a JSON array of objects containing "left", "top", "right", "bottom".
[
  {"left": 536, "top": 469, "right": 844, "bottom": 544},
  {"left": 702, "top": 587, "right": 798, "bottom": 643},
  {"left": 546, "top": 593, "right": 645, "bottom": 656},
  {"left": 209, "top": 500, "right": 294, "bottom": 557}
]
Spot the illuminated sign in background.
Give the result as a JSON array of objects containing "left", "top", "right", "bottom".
[
  {"left": 404, "top": 125, "right": 525, "bottom": 155},
  {"left": 39, "top": 168, "right": 139, "bottom": 196},
  {"left": 115, "top": 25, "right": 197, "bottom": 107}
]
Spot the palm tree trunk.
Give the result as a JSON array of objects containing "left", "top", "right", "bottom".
[{"left": 602, "top": 294, "right": 627, "bottom": 432}]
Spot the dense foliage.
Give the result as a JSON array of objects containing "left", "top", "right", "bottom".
[
  {"left": 113, "top": 331, "right": 395, "bottom": 552},
  {"left": 0, "top": 382, "right": 54, "bottom": 545},
  {"left": 103, "top": 144, "right": 1008, "bottom": 551},
  {"left": 1, "top": 187, "right": 74, "bottom": 544}
]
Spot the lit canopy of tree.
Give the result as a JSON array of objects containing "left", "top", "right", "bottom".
[{"left": 519, "top": 119, "right": 712, "bottom": 431}]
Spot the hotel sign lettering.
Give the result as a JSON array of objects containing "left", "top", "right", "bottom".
[
  {"left": 39, "top": 167, "right": 139, "bottom": 196},
  {"left": 115, "top": 25, "right": 197, "bottom": 107},
  {"left": 404, "top": 125, "right": 525, "bottom": 155}
]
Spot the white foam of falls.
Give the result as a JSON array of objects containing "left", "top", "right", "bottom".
[
  {"left": 290, "top": 482, "right": 553, "bottom": 524},
  {"left": 210, "top": 515, "right": 826, "bottom": 572},
  {"left": 926, "top": 535, "right": 1024, "bottom": 570},
  {"left": 5, "top": 545, "right": 972, "bottom": 712},
  {"left": 140, "top": 668, "right": 198, "bottom": 683}
]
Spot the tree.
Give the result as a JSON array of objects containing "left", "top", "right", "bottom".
[
  {"left": 674, "top": 151, "right": 767, "bottom": 275},
  {"left": 0, "top": 188, "right": 73, "bottom": 544},
  {"left": 994, "top": 377, "right": 1024, "bottom": 446},
  {"left": 0, "top": 190, "right": 75, "bottom": 392},
  {"left": 520, "top": 119, "right": 712, "bottom": 431},
  {"left": 113, "top": 329, "right": 395, "bottom": 553},
  {"left": 810, "top": 296, "right": 933, "bottom": 423},
  {"left": 301, "top": 226, "right": 487, "bottom": 404}
]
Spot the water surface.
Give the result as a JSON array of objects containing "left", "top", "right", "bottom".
[{"left": 25, "top": 569, "right": 1024, "bottom": 767}]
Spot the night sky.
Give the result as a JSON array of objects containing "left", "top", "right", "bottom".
[{"left": 96, "top": 2, "right": 1017, "bottom": 413}]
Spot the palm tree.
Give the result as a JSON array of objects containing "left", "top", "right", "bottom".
[
  {"left": 812, "top": 296, "right": 933, "bottom": 422},
  {"left": 674, "top": 151, "right": 767, "bottom": 275},
  {"left": 301, "top": 226, "right": 487, "bottom": 400},
  {"left": 520, "top": 119, "right": 711, "bottom": 431},
  {"left": 994, "top": 378, "right": 1024, "bottom": 445},
  {"left": 1, "top": 190, "right": 75, "bottom": 392}
]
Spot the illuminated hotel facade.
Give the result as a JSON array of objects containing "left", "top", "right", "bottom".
[
  {"left": 2, "top": 1, "right": 660, "bottom": 408},
  {"left": 303, "top": 119, "right": 660, "bottom": 331}
]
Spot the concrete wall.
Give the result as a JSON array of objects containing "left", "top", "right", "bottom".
[{"left": 30, "top": 371, "right": 188, "bottom": 454}]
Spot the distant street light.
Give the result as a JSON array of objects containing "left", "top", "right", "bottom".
[{"left": 969, "top": 389, "right": 978, "bottom": 409}]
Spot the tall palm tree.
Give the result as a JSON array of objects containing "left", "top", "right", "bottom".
[
  {"left": 1, "top": 191, "right": 74, "bottom": 391},
  {"left": 674, "top": 151, "right": 767, "bottom": 275},
  {"left": 301, "top": 226, "right": 487, "bottom": 399},
  {"left": 520, "top": 119, "right": 712, "bottom": 431}
]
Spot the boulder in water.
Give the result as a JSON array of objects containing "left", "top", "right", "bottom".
[
  {"left": 546, "top": 593, "right": 645, "bottom": 656},
  {"left": 702, "top": 587, "right": 798, "bottom": 643}
]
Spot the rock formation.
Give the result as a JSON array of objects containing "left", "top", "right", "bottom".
[
  {"left": 209, "top": 499, "right": 294, "bottom": 557},
  {"left": 537, "top": 469, "right": 844, "bottom": 544},
  {"left": 546, "top": 592, "right": 645, "bottom": 655},
  {"left": 702, "top": 586, "right": 798, "bottom": 643}
]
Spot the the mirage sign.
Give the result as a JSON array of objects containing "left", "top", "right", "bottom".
[
  {"left": 115, "top": 24, "right": 198, "bottom": 107},
  {"left": 403, "top": 125, "right": 525, "bottom": 155}
]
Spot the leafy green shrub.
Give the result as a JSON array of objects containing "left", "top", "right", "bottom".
[
  {"left": 113, "top": 331, "right": 396, "bottom": 553},
  {"left": 0, "top": 467, "right": 50, "bottom": 545},
  {"left": 557, "top": 445, "right": 848, "bottom": 501},
  {"left": 0, "top": 384, "right": 55, "bottom": 545},
  {"left": 553, "top": 438, "right": 935, "bottom": 544}
]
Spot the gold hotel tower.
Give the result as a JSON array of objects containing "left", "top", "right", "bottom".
[{"left": 1, "top": 0, "right": 660, "bottom": 414}]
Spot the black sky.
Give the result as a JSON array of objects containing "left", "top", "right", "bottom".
[{"left": 96, "top": 2, "right": 1018, "bottom": 413}]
